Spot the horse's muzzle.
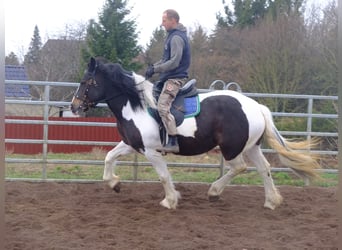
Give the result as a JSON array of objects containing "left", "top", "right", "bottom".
[
  {"left": 70, "top": 104, "right": 80, "bottom": 114},
  {"left": 70, "top": 98, "right": 86, "bottom": 114}
]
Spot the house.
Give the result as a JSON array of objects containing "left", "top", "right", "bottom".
[
  {"left": 5, "top": 65, "right": 31, "bottom": 99},
  {"left": 5, "top": 65, "right": 41, "bottom": 116},
  {"left": 40, "top": 39, "right": 84, "bottom": 82}
]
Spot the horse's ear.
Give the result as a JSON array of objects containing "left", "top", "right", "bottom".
[{"left": 88, "top": 57, "right": 97, "bottom": 72}]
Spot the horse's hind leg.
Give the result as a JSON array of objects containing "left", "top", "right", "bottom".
[
  {"left": 208, "top": 155, "right": 247, "bottom": 201},
  {"left": 144, "top": 149, "right": 180, "bottom": 209},
  {"left": 246, "top": 145, "right": 283, "bottom": 209},
  {"left": 103, "top": 141, "right": 135, "bottom": 192}
]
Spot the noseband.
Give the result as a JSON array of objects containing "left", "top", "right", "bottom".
[{"left": 74, "top": 73, "right": 98, "bottom": 112}]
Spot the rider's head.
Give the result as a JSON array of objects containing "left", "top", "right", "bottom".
[{"left": 161, "top": 9, "right": 179, "bottom": 31}]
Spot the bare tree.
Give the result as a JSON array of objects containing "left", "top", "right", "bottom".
[
  {"left": 26, "top": 22, "right": 87, "bottom": 103},
  {"left": 305, "top": 0, "right": 337, "bottom": 95},
  {"left": 204, "top": 26, "right": 245, "bottom": 88},
  {"left": 188, "top": 25, "right": 213, "bottom": 88},
  {"left": 236, "top": 14, "right": 311, "bottom": 112}
]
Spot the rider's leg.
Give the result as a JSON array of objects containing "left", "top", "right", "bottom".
[{"left": 157, "top": 79, "right": 184, "bottom": 153}]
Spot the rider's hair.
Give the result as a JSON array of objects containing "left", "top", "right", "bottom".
[{"left": 164, "top": 9, "right": 180, "bottom": 23}]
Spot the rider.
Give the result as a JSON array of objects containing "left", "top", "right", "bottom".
[{"left": 145, "top": 9, "right": 191, "bottom": 153}]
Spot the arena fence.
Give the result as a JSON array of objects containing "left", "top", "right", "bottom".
[{"left": 5, "top": 80, "right": 338, "bottom": 182}]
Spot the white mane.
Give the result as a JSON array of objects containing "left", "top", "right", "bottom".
[{"left": 133, "top": 73, "right": 157, "bottom": 109}]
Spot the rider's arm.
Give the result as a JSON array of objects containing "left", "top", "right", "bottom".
[{"left": 153, "top": 35, "right": 184, "bottom": 73}]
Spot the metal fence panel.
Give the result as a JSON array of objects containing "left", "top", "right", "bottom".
[{"left": 5, "top": 80, "right": 338, "bottom": 181}]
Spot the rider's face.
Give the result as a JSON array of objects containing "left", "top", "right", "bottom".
[{"left": 161, "top": 13, "right": 176, "bottom": 31}]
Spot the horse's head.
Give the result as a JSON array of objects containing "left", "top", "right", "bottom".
[
  {"left": 71, "top": 57, "right": 155, "bottom": 114},
  {"left": 71, "top": 57, "right": 106, "bottom": 114}
]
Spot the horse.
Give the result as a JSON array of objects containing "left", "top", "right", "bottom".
[{"left": 71, "top": 57, "right": 319, "bottom": 210}]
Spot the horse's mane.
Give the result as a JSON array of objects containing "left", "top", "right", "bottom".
[
  {"left": 101, "top": 62, "right": 156, "bottom": 110},
  {"left": 132, "top": 73, "right": 157, "bottom": 109}
]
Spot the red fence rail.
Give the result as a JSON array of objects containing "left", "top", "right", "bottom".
[{"left": 5, "top": 116, "right": 121, "bottom": 154}]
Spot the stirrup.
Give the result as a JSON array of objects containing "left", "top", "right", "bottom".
[
  {"left": 157, "top": 135, "right": 179, "bottom": 153},
  {"left": 163, "top": 136, "right": 179, "bottom": 153}
]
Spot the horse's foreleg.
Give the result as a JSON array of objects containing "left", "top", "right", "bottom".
[
  {"left": 103, "top": 141, "right": 135, "bottom": 192},
  {"left": 208, "top": 155, "right": 247, "bottom": 201},
  {"left": 246, "top": 146, "right": 283, "bottom": 210},
  {"left": 144, "top": 149, "right": 180, "bottom": 209}
]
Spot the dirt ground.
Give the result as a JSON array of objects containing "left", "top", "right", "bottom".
[{"left": 5, "top": 181, "right": 338, "bottom": 250}]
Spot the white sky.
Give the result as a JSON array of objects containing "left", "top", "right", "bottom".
[{"left": 5, "top": 0, "right": 326, "bottom": 59}]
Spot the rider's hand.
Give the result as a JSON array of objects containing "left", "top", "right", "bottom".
[{"left": 145, "top": 65, "right": 155, "bottom": 79}]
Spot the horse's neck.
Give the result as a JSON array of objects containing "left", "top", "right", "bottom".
[
  {"left": 106, "top": 97, "right": 129, "bottom": 120},
  {"left": 106, "top": 74, "right": 155, "bottom": 117},
  {"left": 107, "top": 98, "right": 147, "bottom": 121}
]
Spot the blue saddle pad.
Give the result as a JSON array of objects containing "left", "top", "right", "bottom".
[
  {"left": 147, "top": 95, "right": 200, "bottom": 127},
  {"left": 183, "top": 95, "right": 200, "bottom": 117}
]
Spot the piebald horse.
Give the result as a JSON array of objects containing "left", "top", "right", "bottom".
[{"left": 71, "top": 57, "right": 319, "bottom": 210}]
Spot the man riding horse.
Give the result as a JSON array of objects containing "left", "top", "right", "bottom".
[{"left": 145, "top": 9, "right": 191, "bottom": 153}]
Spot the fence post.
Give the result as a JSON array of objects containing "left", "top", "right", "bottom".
[
  {"left": 42, "top": 85, "right": 50, "bottom": 179},
  {"left": 219, "top": 154, "right": 224, "bottom": 177},
  {"left": 307, "top": 98, "right": 313, "bottom": 142},
  {"left": 133, "top": 153, "right": 138, "bottom": 181}
]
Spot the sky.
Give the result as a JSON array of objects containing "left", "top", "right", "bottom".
[{"left": 5, "top": 0, "right": 326, "bottom": 59}]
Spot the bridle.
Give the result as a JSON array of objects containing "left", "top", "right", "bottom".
[
  {"left": 73, "top": 65, "right": 99, "bottom": 111},
  {"left": 73, "top": 61, "right": 147, "bottom": 112},
  {"left": 73, "top": 64, "right": 127, "bottom": 111}
]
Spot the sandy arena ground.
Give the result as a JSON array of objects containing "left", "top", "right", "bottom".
[{"left": 5, "top": 181, "right": 338, "bottom": 249}]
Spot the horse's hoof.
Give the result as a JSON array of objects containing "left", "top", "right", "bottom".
[
  {"left": 160, "top": 198, "right": 177, "bottom": 209},
  {"left": 113, "top": 183, "right": 121, "bottom": 193},
  {"left": 208, "top": 195, "right": 220, "bottom": 202}
]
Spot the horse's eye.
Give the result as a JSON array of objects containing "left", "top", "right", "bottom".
[{"left": 92, "top": 80, "right": 97, "bottom": 86}]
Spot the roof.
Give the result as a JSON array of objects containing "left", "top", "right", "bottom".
[{"left": 5, "top": 65, "right": 31, "bottom": 98}]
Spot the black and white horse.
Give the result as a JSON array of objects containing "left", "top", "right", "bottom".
[{"left": 71, "top": 57, "right": 319, "bottom": 210}]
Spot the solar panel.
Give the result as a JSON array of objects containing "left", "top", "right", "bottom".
[{"left": 5, "top": 65, "right": 31, "bottom": 98}]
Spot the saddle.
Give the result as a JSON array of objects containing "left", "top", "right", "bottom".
[{"left": 148, "top": 79, "right": 200, "bottom": 144}]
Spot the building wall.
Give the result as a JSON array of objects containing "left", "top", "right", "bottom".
[{"left": 5, "top": 116, "right": 121, "bottom": 154}]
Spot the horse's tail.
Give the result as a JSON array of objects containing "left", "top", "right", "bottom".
[{"left": 259, "top": 104, "right": 320, "bottom": 183}]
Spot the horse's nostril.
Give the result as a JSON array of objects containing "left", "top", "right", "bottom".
[{"left": 70, "top": 104, "right": 80, "bottom": 114}]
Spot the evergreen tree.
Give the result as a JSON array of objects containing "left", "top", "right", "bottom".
[
  {"left": 83, "top": 0, "right": 142, "bottom": 71},
  {"left": 5, "top": 52, "right": 20, "bottom": 65},
  {"left": 217, "top": 0, "right": 305, "bottom": 28},
  {"left": 234, "top": 0, "right": 267, "bottom": 27},
  {"left": 144, "top": 27, "right": 166, "bottom": 64},
  {"left": 24, "top": 25, "right": 42, "bottom": 64},
  {"left": 216, "top": 0, "right": 234, "bottom": 28},
  {"left": 268, "top": 0, "right": 305, "bottom": 19}
]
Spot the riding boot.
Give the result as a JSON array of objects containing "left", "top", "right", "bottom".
[{"left": 163, "top": 135, "right": 179, "bottom": 153}]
